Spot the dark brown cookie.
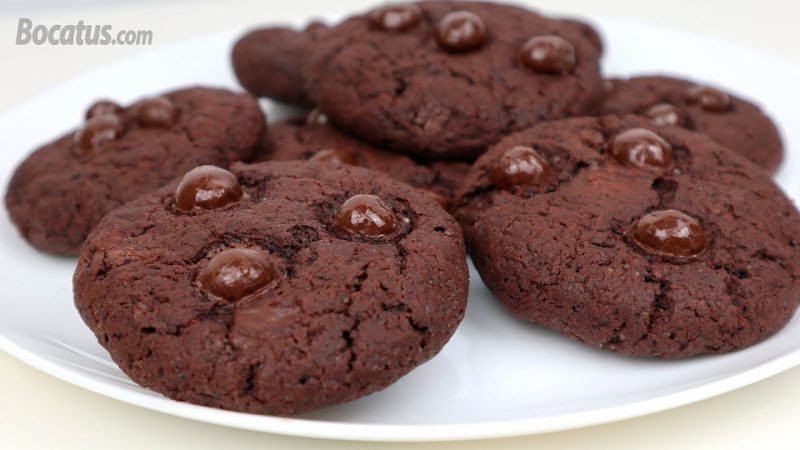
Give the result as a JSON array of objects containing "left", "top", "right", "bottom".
[
  {"left": 74, "top": 161, "right": 468, "bottom": 414},
  {"left": 4, "top": 87, "right": 265, "bottom": 255},
  {"left": 232, "top": 23, "right": 328, "bottom": 105},
  {"left": 259, "top": 112, "right": 470, "bottom": 209},
  {"left": 603, "top": 75, "right": 783, "bottom": 172},
  {"left": 455, "top": 116, "right": 800, "bottom": 358},
  {"left": 304, "top": 1, "right": 605, "bottom": 160}
]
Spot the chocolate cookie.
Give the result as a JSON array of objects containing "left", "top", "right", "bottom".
[
  {"left": 455, "top": 116, "right": 800, "bottom": 358},
  {"left": 603, "top": 75, "right": 783, "bottom": 172},
  {"left": 260, "top": 111, "right": 470, "bottom": 208},
  {"left": 74, "top": 161, "right": 468, "bottom": 414},
  {"left": 5, "top": 87, "right": 265, "bottom": 255},
  {"left": 303, "top": 1, "right": 605, "bottom": 160},
  {"left": 232, "top": 23, "right": 328, "bottom": 105}
]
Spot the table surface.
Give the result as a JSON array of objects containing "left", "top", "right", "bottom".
[{"left": 1, "top": 1, "right": 799, "bottom": 448}]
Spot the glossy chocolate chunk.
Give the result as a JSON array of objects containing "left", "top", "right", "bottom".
[
  {"left": 336, "top": 194, "right": 397, "bottom": 237},
  {"left": 175, "top": 165, "right": 244, "bottom": 211},
  {"left": 490, "top": 145, "right": 553, "bottom": 189},
  {"left": 610, "top": 128, "right": 673, "bottom": 169},
  {"left": 306, "top": 108, "right": 329, "bottom": 126},
  {"left": 137, "top": 97, "right": 178, "bottom": 127},
  {"left": 198, "top": 248, "right": 278, "bottom": 301},
  {"left": 521, "top": 35, "right": 576, "bottom": 74},
  {"left": 687, "top": 86, "right": 730, "bottom": 112},
  {"left": 85, "top": 100, "right": 123, "bottom": 120},
  {"left": 644, "top": 103, "right": 685, "bottom": 127},
  {"left": 309, "top": 148, "right": 358, "bottom": 166},
  {"left": 369, "top": 3, "right": 423, "bottom": 32},
  {"left": 74, "top": 115, "right": 124, "bottom": 156},
  {"left": 632, "top": 209, "right": 708, "bottom": 258},
  {"left": 435, "top": 11, "right": 487, "bottom": 53}
]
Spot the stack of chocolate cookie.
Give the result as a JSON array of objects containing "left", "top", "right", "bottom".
[
  {"left": 4, "top": 0, "right": 798, "bottom": 416},
  {"left": 235, "top": 0, "right": 607, "bottom": 206},
  {"left": 234, "top": 1, "right": 797, "bottom": 355}
]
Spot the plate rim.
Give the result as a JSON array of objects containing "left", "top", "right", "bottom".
[{"left": 3, "top": 333, "right": 800, "bottom": 441}]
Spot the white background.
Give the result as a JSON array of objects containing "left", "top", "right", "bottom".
[{"left": 1, "top": 0, "right": 799, "bottom": 448}]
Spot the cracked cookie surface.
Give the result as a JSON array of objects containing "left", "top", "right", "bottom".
[
  {"left": 455, "top": 115, "right": 800, "bottom": 357},
  {"left": 5, "top": 87, "right": 265, "bottom": 255},
  {"left": 259, "top": 115, "right": 470, "bottom": 208},
  {"left": 304, "top": 1, "right": 604, "bottom": 160},
  {"left": 74, "top": 161, "right": 468, "bottom": 414},
  {"left": 604, "top": 75, "right": 784, "bottom": 172}
]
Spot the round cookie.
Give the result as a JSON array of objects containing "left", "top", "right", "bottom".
[
  {"left": 454, "top": 116, "right": 800, "bottom": 358},
  {"left": 603, "top": 75, "right": 783, "bottom": 172},
  {"left": 260, "top": 111, "right": 470, "bottom": 209},
  {"left": 232, "top": 23, "right": 328, "bottom": 105},
  {"left": 304, "top": 1, "right": 605, "bottom": 160},
  {"left": 74, "top": 161, "right": 468, "bottom": 414},
  {"left": 5, "top": 87, "right": 265, "bottom": 255}
]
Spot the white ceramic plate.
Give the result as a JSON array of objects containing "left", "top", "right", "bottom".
[{"left": 1, "top": 11, "right": 800, "bottom": 442}]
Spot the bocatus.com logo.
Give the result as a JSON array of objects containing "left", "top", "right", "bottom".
[{"left": 16, "top": 18, "right": 153, "bottom": 46}]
